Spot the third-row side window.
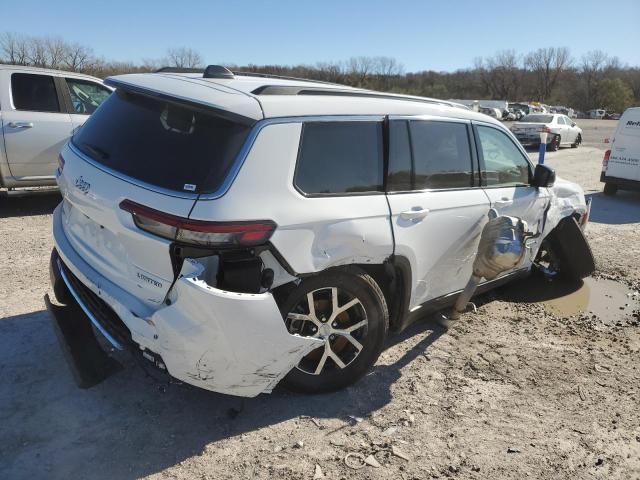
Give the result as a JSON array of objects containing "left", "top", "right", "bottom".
[{"left": 295, "top": 122, "right": 383, "bottom": 195}]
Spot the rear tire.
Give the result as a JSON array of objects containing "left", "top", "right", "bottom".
[
  {"left": 571, "top": 134, "right": 581, "bottom": 148},
  {"left": 279, "top": 268, "right": 388, "bottom": 393},
  {"left": 544, "top": 217, "right": 595, "bottom": 280},
  {"left": 549, "top": 135, "right": 561, "bottom": 151},
  {"left": 603, "top": 183, "right": 618, "bottom": 196}
]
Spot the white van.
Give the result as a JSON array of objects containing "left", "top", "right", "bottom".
[{"left": 601, "top": 107, "right": 640, "bottom": 195}]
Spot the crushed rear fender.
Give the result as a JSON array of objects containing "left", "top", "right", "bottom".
[{"left": 150, "top": 260, "right": 324, "bottom": 397}]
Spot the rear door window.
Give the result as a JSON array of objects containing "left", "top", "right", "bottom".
[
  {"left": 295, "top": 121, "right": 383, "bottom": 195},
  {"left": 409, "top": 120, "right": 474, "bottom": 189},
  {"left": 11, "top": 73, "right": 61, "bottom": 112},
  {"left": 72, "top": 90, "right": 252, "bottom": 193}
]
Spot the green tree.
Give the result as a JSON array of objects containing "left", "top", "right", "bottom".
[{"left": 595, "top": 78, "right": 634, "bottom": 112}]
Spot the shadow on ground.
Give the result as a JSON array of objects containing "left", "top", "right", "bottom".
[
  {"left": 0, "top": 308, "right": 446, "bottom": 479},
  {"left": 0, "top": 190, "right": 61, "bottom": 218},
  {"left": 586, "top": 191, "right": 640, "bottom": 225}
]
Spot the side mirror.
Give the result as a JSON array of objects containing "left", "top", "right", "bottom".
[
  {"left": 571, "top": 122, "right": 577, "bottom": 127},
  {"left": 532, "top": 164, "right": 556, "bottom": 188}
]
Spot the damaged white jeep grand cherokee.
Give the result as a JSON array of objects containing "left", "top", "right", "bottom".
[{"left": 47, "top": 65, "right": 594, "bottom": 397}]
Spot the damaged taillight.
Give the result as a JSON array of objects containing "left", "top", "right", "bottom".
[{"left": 120, "top": 199, "right": 276, "bottom": 247}]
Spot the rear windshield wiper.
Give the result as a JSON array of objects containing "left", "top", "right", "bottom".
[{"left": 80, "top": 142, "right": 110, "bottom": 160}]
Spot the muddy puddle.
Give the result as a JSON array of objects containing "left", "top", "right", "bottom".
[{"left": 502, "top": 276, "right": 640, "bottom": 324}]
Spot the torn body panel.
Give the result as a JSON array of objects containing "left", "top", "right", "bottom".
[
  {"left": 52, "top": 207, "right": 323, "bottom": 397},
  {"left": 541, "top": 177, "right": 588, "bottom": 240},
  {"left": 153, "top": 260, "right": 323, "bottom": 397}
]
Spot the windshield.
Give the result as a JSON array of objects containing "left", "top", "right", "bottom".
[
  {"left": 72, "top": 90, "right": 252, "bottom": 194},
  {"left": 520, "top": 114, "right": 553, "bottom": 124}
]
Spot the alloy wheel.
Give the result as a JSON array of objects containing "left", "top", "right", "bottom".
[{"left": 285, "top": 287, "right": 368, "bottom": 375}]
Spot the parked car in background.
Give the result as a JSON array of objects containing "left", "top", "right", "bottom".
[
  {"left": 510, "top": 114, "right": 582, "bottom": 151},
  {"left": 601, "top": 107, "right": 640, "bottom": 195},
  {"left": 0, "top": 65, "right": 111, "bottom": 190},
  {"left": 47, "top": 66, "right": 593, "bottom": 398},
  {"left": 588, "top": 109, "right": 606, "bottom": 119}
]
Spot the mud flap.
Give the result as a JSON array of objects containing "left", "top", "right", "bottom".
[
  {"left": 45, "top": 294, "right": 122, "bottom": 388},
  {"left": 546, "top": 217, "right": 596, "bottom": 279}
]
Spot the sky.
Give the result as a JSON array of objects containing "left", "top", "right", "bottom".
[{"left": 2, "top": 0, "right": 639, "bottom": 72}]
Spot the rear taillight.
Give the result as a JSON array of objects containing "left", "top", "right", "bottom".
[
  {"left": 542, "top": 126, "right": 552, "bottom": 134},
  {"left": 120, "top": 200, "right": 276, "bottom": 248},
  {"left": 602, "top": 149, "right": 611, "bottom": 172},
  {"left": 57, "top": 154, "right": 65, "bottom": 173}
]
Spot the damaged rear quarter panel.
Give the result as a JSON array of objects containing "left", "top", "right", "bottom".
[{"left": 151, "top": 261, "right": 323, "bottom": 397}]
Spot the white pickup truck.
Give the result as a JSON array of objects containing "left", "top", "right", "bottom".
[{"left": 0, "top": 65, "right": 111, "bottom": 190}]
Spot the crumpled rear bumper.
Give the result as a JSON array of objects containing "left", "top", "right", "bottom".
[
  {"left": 149, "top": 273, "right": 323, "bottom": 397},
  {"left": 50, "top": 205, "right": 322, "bottom": 397}
]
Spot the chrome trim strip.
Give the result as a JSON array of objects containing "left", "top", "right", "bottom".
[{"left": 56, "top": 258, "right": 124, "bottom": 351}]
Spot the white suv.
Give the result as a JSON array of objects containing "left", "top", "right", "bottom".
[{"left": 47, "top": 66, "right": 593, "bottom": 397}]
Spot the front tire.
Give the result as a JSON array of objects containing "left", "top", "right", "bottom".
[
  {"left": 603, "top": 183, "right": 618, "bottom": 196},
  {"left": 543, "top": 217, "right": 595, "bottom": 280},
  {"left": 571, "top": 134, "right": 581, "bottom": 148},
  {"left": 279, "top": 268, "right": 388, "bottom": 393}
]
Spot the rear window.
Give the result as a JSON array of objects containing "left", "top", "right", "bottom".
[
  {"left": 521, "top": 114, "right": 553, "bottom": 123},
  {"left": 295, "top": 122, "right": 383, "bottom": 195},
  {"left": 409, "top": 121, "right": 473, "bottom": 189},
  {"left": 72, "top": 90, "right": 251, "bottom": 193}
]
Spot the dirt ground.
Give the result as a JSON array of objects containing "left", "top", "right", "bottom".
[{"left": 1, "top": 119, "right": 639, "bottom": 480}]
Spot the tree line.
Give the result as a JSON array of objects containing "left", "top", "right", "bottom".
[{"left": 1, "top": 32, "right": 638, "bottom": 112}]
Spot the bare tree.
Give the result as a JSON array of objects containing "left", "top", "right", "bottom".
[
  {"left": 346, "top": 56, "right": 376, "bottom": 86},
  {"left": 524, "top": 47, "right": 572, "bottom": 101},
  {"left": 46, "top": 36, "right": 69, "bottom": 69},
  {"left": 28, "top": 36, "right": 49, "bottom": 67},
  {"left": 63, "top": 43, "right": 95, "bottom": 71},
  {"left": 315, "top": 61, "right": 345, "bottom": 83},
  {"left": 481, "top": 50, "right": 522, "bottom": 99},
  {"left": 580, "top": 50, "right": 622, "bottom": 108},
  {"left": 373, "top": 56, "right": 403, "bottom": 76},
  {"left": 0, "top": 32, "right": 30, "bottom": 65},
  {"left": 164, "top": 47, "right": 203, "bottom": 69}
]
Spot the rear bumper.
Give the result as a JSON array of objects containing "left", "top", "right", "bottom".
[
  {"left": 50, "top": 205, "right": 321, "bottom": 397},
  {"left": 600, "top": 173, "right": 640, "bottom": 191}
]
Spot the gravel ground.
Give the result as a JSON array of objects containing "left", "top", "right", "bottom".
[{"left": 1, "top": 119, "right": 639, "bottom": 480}]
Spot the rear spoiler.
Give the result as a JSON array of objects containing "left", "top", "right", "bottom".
[{"left": 104, "top": 74, "right": 263, "bottom": 125}]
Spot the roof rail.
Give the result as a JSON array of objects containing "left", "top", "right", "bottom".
[
  {"left": 155, "top": 67, "right": 204, "bottom": 73},
  {"left": 234, "top": 71, "right": 341, "bottom": 86},
  {"left": 251, "top": 85, "right": 465, "bottom": 109}
]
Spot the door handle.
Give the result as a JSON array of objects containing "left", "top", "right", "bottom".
[
  {"left": 494, "top": 198, "right": 513, "bottom": 207},
  {"left": 6, "top": 121, "right": 34, "bottom": 129},
  {"left": 400, "top": 207, "right": 430, "bottom": 221}
]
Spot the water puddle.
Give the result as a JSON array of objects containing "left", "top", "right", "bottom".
[{"left": 502, "top": 276, "right": 639, "bottom": 324}]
